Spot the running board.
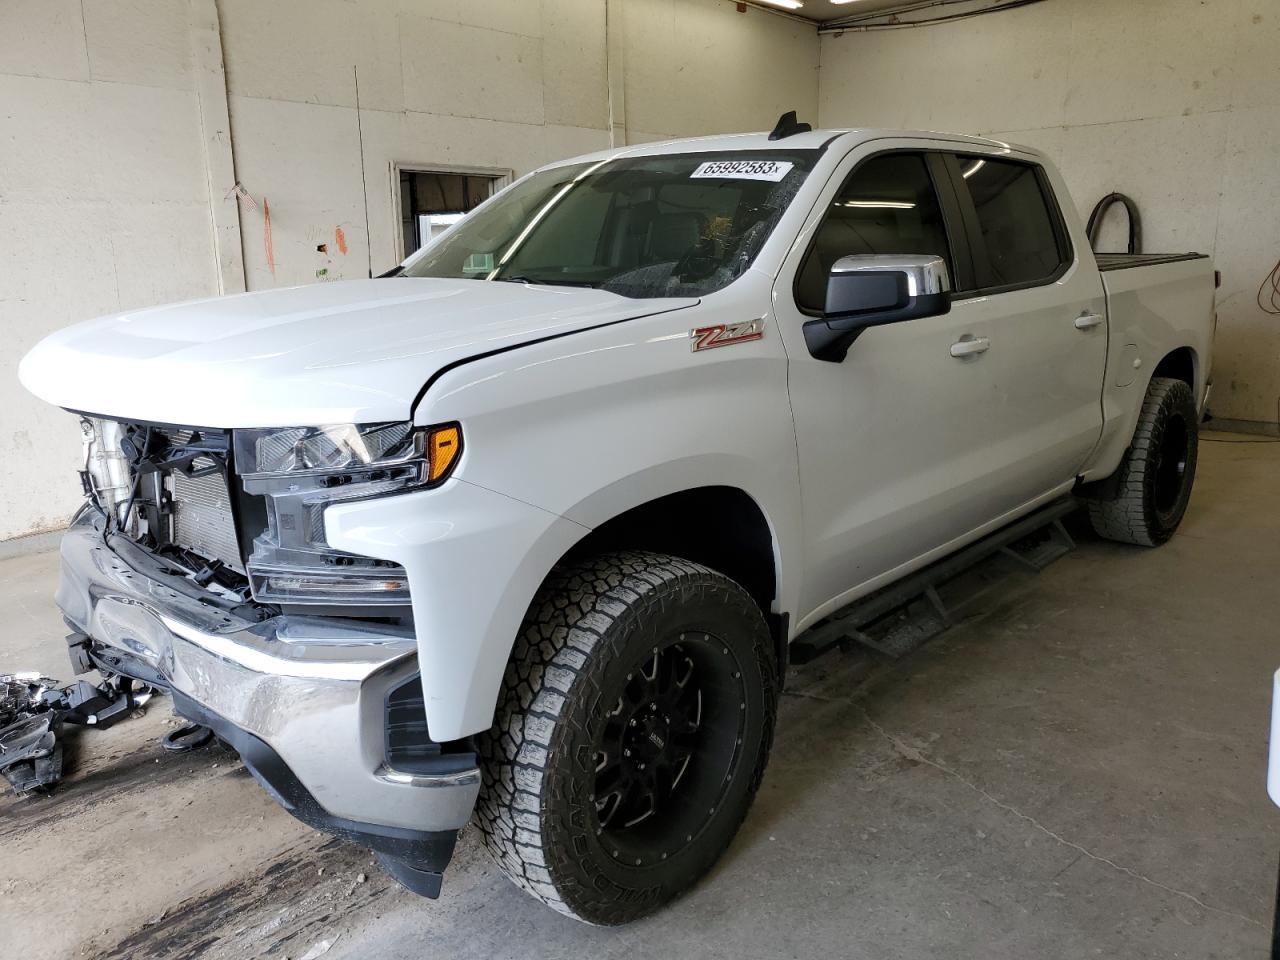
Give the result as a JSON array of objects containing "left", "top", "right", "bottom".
[{"left": 790, "top": 499, "right": 1078, "bottom": 665}]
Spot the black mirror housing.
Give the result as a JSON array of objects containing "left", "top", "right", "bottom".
[{"left": 803, "top": 254, "right": 952, "bottom": 362}]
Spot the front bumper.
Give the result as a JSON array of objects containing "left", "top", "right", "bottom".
[{"left": 56, "top": 512, "right": 480, "bottom": 894}]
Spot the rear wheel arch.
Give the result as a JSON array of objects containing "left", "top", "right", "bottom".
[{"left": 1151, "top": 346, "right": 1198, "bottom": 395}]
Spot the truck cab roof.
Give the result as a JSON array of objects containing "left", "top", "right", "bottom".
[{"left": 546, "top": 127, "right": 1038, "bottom": 169}]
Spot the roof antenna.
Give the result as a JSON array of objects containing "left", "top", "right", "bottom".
[{"left": 768, "top": 110, "right": 812, "bottom": 141}]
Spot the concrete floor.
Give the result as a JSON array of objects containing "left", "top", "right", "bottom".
[{"left": 1, "top": 432, "right": 1276, "bottom": 959}]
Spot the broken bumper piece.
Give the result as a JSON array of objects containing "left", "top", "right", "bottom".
[
  {"left": 0, "top": 673, "right": 152, "bottom": 794},
  {"left": 55, "top": 512, "right": 481, "bottom": 896},
  {"left": 0, "top": 676, "right": 62, "bottom": 793}
]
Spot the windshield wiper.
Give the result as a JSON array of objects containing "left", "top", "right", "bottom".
[
  {"left": 494, "top": 275, "right": 547, "bottom": 285},
  {"left": 494, "top": 276, "right": 602, "bottom": 289}
]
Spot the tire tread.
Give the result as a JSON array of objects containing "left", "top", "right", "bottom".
[
  {"left": 473, "top": 550, "right": 776, "bottom": 924},
  {"left": 1087, "top": 376, "right": 1197, "bottom": 546}
]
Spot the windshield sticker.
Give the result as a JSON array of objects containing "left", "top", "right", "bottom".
[
  {"left": 462, "top": 252, "right": 495, "bottom": 275},
  {"left": 691, "top": 160, "right": 795, "bottom": 182}
]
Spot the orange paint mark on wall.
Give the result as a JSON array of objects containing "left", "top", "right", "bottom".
[
  {"left": 335, "top": 225, "right": 348, "bottom": 256},
  {"left": 263, "top": 197, "right": 276, "bottom": 276}
]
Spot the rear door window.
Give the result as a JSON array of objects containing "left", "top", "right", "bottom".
[
  {"left": 952, "top": 157, "right": 1068, "bottom": 290},
  {"left": 795, "top": 153, "right": 955, "bottom": 314}
]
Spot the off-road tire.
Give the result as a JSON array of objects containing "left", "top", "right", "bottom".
[
  {"left": 1086, "top": 376, "right": 1198, "bottom": 546},
  {"left": 473, "top": 551, "right": 778, "bottom": 925}
]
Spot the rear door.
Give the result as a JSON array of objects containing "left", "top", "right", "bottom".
[{"left": 942, "top": 153, "right": 1108, "bottom": 507}]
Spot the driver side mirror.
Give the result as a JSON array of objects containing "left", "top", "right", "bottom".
[{"left": 802, "top": 254, "right": 952, "bottom": 362}]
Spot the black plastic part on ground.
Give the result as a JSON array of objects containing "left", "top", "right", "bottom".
[
  {"left": 0, "top": 672, "right": 152, "bottom": 794},
  {"left": 161, "top": 722, "right": 215, "bottom": 752},
  {"left": 170, "top": 690, "right": 459, "bottom": 896}
]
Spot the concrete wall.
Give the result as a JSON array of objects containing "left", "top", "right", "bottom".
[
  {"left": 0, "top": 0, "right": 217, "bottom": 540},
  {"left": 623, "top": 0, "right": 818, "bottom": 143},
  {"left": 220, "top": 0, "right": 817, "bottom": 288},
  {"left": 0, "top": 0, "right": 818, "bottom": 541},
  {"left": 818, "top": 0, "right": 1280, "bottom": 428}
]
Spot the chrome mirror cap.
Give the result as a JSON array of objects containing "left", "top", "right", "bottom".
[{"left": 830, "top": 254, "right": 952, "bottom": 297}]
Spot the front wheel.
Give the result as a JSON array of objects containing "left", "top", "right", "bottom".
[
  {"left": 1086, "top": 376, "right": 1199, "bottom": 546},
  {"left": 474, "top": 552, "right": 778, "bottom": 924}
]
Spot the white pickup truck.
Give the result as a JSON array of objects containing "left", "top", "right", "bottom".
[{"left": 20, "top": 119, "right": 1215, "bottom": 924}]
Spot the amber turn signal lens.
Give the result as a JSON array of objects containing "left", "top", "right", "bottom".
[{"left": 426, "top": 423, "right": 462, "bottom": 484}]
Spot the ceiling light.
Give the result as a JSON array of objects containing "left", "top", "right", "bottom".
[{"left": 755, "top": 0, "right": 804, "bottom": 9}]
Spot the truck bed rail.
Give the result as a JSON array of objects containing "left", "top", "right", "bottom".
[{"left": 1095, "top": 253, "right": 1208, "bottom": 272}]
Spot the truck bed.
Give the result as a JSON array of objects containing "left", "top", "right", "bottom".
[{"left": 1095, "top": 252, "right": 1209, "bottom": 272}]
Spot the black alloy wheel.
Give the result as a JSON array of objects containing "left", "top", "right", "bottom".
[{"left": 592, "top": 635, "right": 748, "bottom": 867}]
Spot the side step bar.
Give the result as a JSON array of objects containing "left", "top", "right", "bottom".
[{"left": 790, "top": 498, "right": 1078, "bottom": 665}]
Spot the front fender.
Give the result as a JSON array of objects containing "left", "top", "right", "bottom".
[
  {"left": 413, "top": 275, "right": 803, "bottom": 626},
  {"left": 325, "top": 479, "right": 588, "bottom": 742}
]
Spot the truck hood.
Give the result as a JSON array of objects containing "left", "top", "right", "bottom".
[{"left": 19, "top": 279, "right": 698, "bottom": 427}]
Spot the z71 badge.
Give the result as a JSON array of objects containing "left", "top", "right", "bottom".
[{"left": 690, "top": 317, "right": 766, "bottom": 352}]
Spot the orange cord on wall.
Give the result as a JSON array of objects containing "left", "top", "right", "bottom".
[{"left": 263, "top": 196, "right": 276, "bottom": 277}]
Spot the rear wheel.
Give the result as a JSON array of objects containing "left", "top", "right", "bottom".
[
  {"left": 474, "top": 551, "right": 777, "bottom": 924},
  {"left": 1086, "top": 376, "right": 1198, "bottom": 546}
]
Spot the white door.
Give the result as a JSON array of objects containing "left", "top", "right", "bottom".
[
  {"left": 945, "top": 152, "right": 1108, "bottom": 506},
  {"left": 775, "top": 144, "right": 1105, "bottom": 625}
]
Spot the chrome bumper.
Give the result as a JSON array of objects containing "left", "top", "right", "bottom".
[{"left": 55, "top": 514, "right": 480, "bottom": 836}]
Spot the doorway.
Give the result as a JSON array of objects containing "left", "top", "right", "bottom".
[{"left": 395, "top": 165, "right": 511, "bottom": 260}]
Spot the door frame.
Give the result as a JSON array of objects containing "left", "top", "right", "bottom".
[{"left": 388, "top": 161, "right": 514, "bottom": 263}]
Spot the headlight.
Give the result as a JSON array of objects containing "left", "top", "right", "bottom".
[
  {"left": 234, "top": 422, "right": 462, "bottom": 606},
  {"left": 234, "top": 422, "right": 461, "bottom": 482}
]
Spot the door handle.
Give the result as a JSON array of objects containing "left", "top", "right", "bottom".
[
  {"left": 950, "top": 336, "right": 990, "bottom": 358},
  {"left": 1074, "top": 313, "right": 1105, "bottom": 330}
]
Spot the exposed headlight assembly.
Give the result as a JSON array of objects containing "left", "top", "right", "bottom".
[{"left": 234, "top": 422, "right": 461, "bottom": 606}]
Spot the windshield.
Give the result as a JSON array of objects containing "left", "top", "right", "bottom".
[{"left": 401, "top": 150, "right": 820, "bottom": 298}]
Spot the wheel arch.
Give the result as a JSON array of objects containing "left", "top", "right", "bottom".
[
  {"left": 568, "top": 487, "right": 776, "bottom": 604},
  {"left": 1077, "top": 347, "right": 1201, "bottom": 498},
  {"left": 1151, "top": 345, "right": 1199, "bottom": 395},
  {"left": 555, "top": 484, "right": 789, "bottom": 681}
]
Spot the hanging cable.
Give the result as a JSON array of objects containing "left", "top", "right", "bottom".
[
  {"left": 1256, "top": 256, "right": 1280, "bottom": 316},
  {"left": 1086, "top": 193, "right": 1142, "bottom": 255},
  {"left": 820, "top": 0, "right": 1049, "bottom": 32}
]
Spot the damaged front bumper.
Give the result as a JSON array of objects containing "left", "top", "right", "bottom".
[{"left": 56, "top": 511, "right": 480, "bottom": 897}]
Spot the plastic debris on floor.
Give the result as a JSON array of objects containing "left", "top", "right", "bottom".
[{"left": 0, "top": 672, "right": 155, "bottom": 795}]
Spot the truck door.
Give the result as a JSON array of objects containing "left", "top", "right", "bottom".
[
  {"left": 941, "top": 153, "right": 1108, "bottom": 511},
  {"left": 774, "top": 145, "right": 1104, "bottom": 626}
]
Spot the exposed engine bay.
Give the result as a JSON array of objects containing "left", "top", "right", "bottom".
[
  {"left": 78, "top": 416, "right": 415, "bottom": 617},
  {"left": 80, "top": 417, "right": 250, "bottom": 598}
]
